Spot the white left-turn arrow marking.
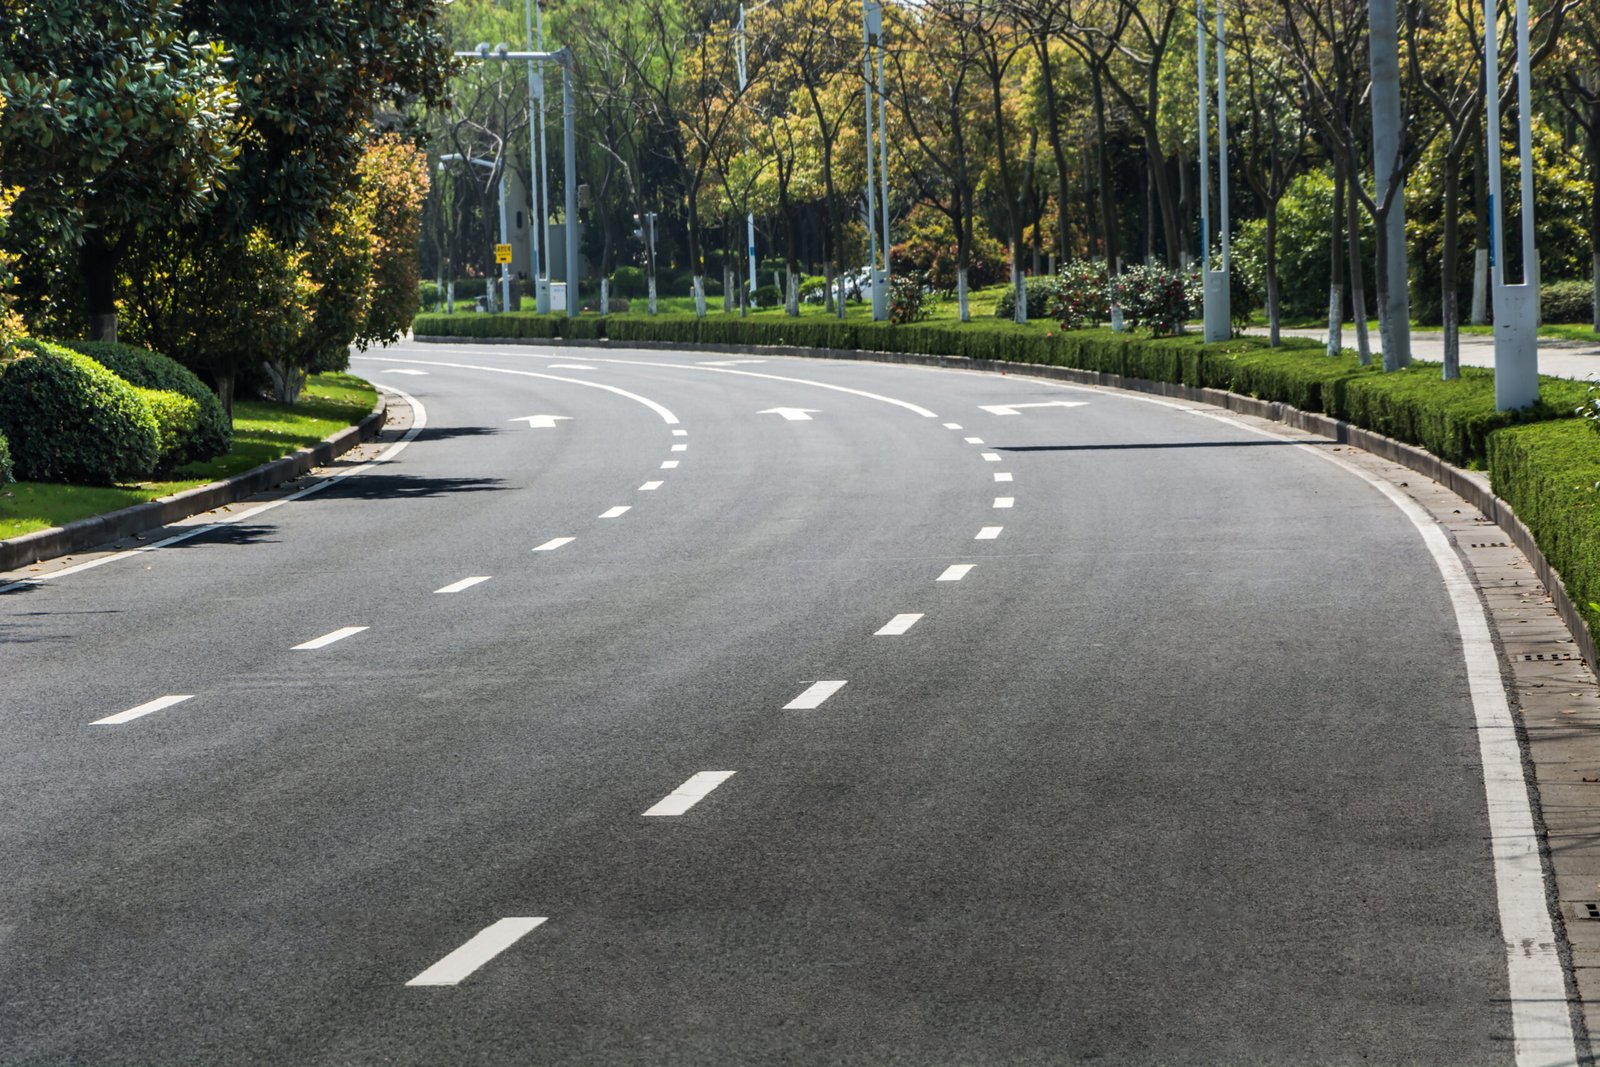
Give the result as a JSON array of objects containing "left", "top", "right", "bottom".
[
  {"left": 758, "top": 408, "right": 821, "bottom": 421},
  {"left": 979, "top": 401, "right": 1089, "bottom": 416},
  {"left": 508, "top": 415, "right": 573, "bottom": 429}
]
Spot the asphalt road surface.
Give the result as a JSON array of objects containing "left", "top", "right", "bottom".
[{"left": 0, "top": 340, "right": 1572, "bottom": 1065}]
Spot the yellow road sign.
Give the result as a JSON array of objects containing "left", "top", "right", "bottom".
[{"left": 494, "top": 243, "right": 513, "bottom": 264}]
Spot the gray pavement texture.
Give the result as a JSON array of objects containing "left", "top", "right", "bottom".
[
  {"left": 0, "top": 340, "right": 1571, "bottom": 1064},
  {"left": 1270, "top": 325, "right": 1600, "bottom": 380}
]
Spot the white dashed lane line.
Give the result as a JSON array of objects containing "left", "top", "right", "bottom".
[
  {"left": 937, "top": 564, "right": 974, "bottom": 582},
  {"left": 964, "top": 437, "right": 984, "bottom": 444},
  {"left": 435, "top": 576, "right": 491, "bottom": 594},
  {"left": 784, "top": 681, "right": 848, "bottom": 710},
  {"left": 292, "top": 626, "right": 368, "bottom": 651},
  {"left": 642, "top": 771, "right": 737, "bottom": 816},
  {"left": 994, "top": 497, "right": 1014, "bottom": 508},
  {"left": 943, "top": 422, "right": 963, "bottom": 429},
  {"left": 639, "top": 481, "right": 664, "bottom": 491},
  {"left": 981, "top": 453, "right": 1001, "bottom": 462},
  {"left": 976, "top": 526, "right": 1003, "bottom": 540},
  {"left": 600, "top": 506, "right": 631, "bottom": 519},
  {"left": 672, "top": 429, "right": 688, "bottom": 437},
  {"left": 406, "top": 918, "right": 548, "bottom": 987},
  {"left": 91, "top": 695, "right": 193, "bottom": 726},
  {"left": 875, "top": 614, "right": 924, "bottom": 636},
  {"left": 994, "top": 472, "right": 1013, "bottom": 482},
  {"left": 661, "top": 460, "right": 680, "bottom": 469},
  {"left": 533, "top": 537, "right": 575, "bottom": 552},
  {"left": 671, "top": 444, "right": 688, "bottom": 452}
]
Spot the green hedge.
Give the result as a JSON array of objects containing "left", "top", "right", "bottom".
[
  {"left": 0, "top": 429, "right": 11, "bottom": 484},
  {"left": 1489, "top": 419, "right": 1600, "bottom": 642},
  {"left": 0, "top": 340, "right": 160, "bottom": 484},
  {"left": 59, "top": 339, "right": 231, "bottom": 465}
]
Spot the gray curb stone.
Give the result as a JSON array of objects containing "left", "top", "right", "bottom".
[
  {"left": 0, "top": 394, "right": 387, "bottom": 574},
  {"left": 416, "top": 331, "right": 1599, "bottom": 673}
]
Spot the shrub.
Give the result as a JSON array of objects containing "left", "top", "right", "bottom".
[
  {"left": 1543, "top": 279, "right": 1595, "bottom": 325},
  {"left": 612, "top": 265, "right": 648, "bottom": 298},
  {"left": 752, "top": 284, "right": 782, "bottom": 308},
  {"left": 57, "top": 339, "right": 230, "bottom": 463},
  {"left": 133, "top": 385, "right": 202, "bottom": 468},
  {"left": 0, "top": 428, "right": 11, "bottom": 483},
  {"left": 1113, "top": 265, "right": 1193, "bottom": 336},
  {"left": 0, "top": 339, "right": 159, "bottom": 483},
  {"left": 994, "top": 275, "right": 1064, "bottom": 320},
  {"left": 1049, "top": 259, "right": 1109, "bottom": 329},
  {"left": 888, "top": 272, "right": 930, "bottom": 325}
]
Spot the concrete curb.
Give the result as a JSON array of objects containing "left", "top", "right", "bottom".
[
  {"left": 0, "top": 394, "right": 387, "bottom": 574},
  {"left": 416, "top": 332, "right": 1600, "bottom": 673}
]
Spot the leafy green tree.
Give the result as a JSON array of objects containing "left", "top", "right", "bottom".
[
  {"left": 358, "top": 134, "right": 432, "bottom": 347},
  {"left": 0, "top": 0, "right": 238, "bottom": 341}
]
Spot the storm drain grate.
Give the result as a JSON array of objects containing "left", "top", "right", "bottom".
[
  {"left": 1581, "top": 903, "right": 1600, "bottom": 921},
  {"left": 1522, "top": 653, "right": 1582, "bottom": 662},
  {"left": 1469, "top": 542, "right": 1510, "bottom": 549}
]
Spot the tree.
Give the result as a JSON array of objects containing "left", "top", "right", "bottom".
[
  {"left": 1553, "top": 0, "right": 1600, "bottom": 331},
  {"left": 0, "top": 0, "right": 238, "bottom": 342},
  {"left": 0, "top": 94, "right": 24, "bottom": 355},
  {"left": 359, "top": 134, "right": 432, "bottom": 347}
]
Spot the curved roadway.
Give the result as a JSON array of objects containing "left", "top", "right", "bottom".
[{"left": 0, "top": 339, "right": 1567, "bottom": 1064}]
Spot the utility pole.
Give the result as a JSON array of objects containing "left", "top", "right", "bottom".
[
  {"left": 738, "top": 5, "right": 757, "bottom": 298},
  {"left": 1484, "top": 0, "right": 1540, "bottom": 409},
  {"left": 863, "top": 0, "right": 888, "bottom": 321},
  {"left": 525, "top": 0, "right": 550, "bottom": 314},
  {"left": 1368, "top": 0, "right": 1412, "bottom": 368},
  {"left": 1196, "top": 0, "right": 1230, "bottom": 341}
]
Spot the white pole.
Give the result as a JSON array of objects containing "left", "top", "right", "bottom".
[
  {"left": 1196, "top": 0, "right": 1210, "bottom": 276},
  {"left": 739, "top": 6, "right": 757, "bottom": 295},
  {"left": 877, "top": 36, "right": 891, "bottom": 282},
  {"left": 563, "top": 53, "right": 580, "bottom": 320},
  {"left": 536, "top": 0, "right": 553, "bottom": 313},
  {"left": 863, "top": 0, "right": 886, "bottom": 320},
  {"left": 1215, "top": 3, "right": 1230, "bottom": 272},
  {"left": 1485, "top": 0, "right": 1540, "bottom": 409},
  {"left": 499, "top": 169, "right": 512, "bottom": 312},
  {"left": 524, "top": 0, "right": 544, "bottom": 313}
]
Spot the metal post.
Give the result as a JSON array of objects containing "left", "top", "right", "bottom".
[
  {"left": 738, "top": 6, "right": 758, "bottom": 296},
  {"left": 562, "top": 52, "right": 579, "bottom": 320},
  {"left": 1196, "top": 0, "right": 1230, "bottom": 341},
  {"left": 524, "top": 0, "right": 546, "bottom": 314},
  {"left": 863, "top": 0, "right": 886, "bottom": 321},
  {"left": 1485, "top": 0, "right": 1539, "bottom": 409},
  {"left": 498, "top": 169, "right": 512, "bottom": 312},
  {"left": 877, "top": 37, "right": 891, "bottom": 284},
  {"left": 536, "top": 1, "right": 553, "bottom": 314}
]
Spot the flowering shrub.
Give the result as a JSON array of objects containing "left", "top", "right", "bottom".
[
  {"left": 1112, "top": 265, "right": 1193, "bottom": 336},
  {"left": 1578, "top": 378, "right": 1600, "bottom": 434},
  {"left": 1048, "top": 259, "right": 1109, "bottom": 329},
  {"left": 888, "top": 272, "right": 930, "bottom": 325}
]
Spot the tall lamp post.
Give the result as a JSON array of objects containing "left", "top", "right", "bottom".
[
  {"left": 439, "top": 151, "right": 510, "bottom": 314},
  {"left": 458, "top": 45, "right": 581, "bottom": 319},
  {"left": 737, "top": 4, "right": 757, "bottom": 298},
  {"left": 1484, "top": 0, "right": 1540, "bottom": 410},
  {"left": 1196, "top": 0, "right": 1231, "bottom": 342},
  {"left": 863, "top": 0, "right": 891, "bottom": 321}
]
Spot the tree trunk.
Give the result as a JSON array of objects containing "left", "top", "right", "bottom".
[
  {"left": 82, "top": 232, "right": 119, "bottom": 343},
  {"left": 1037, "top": 43, "right": 1071, "bottom": 268},
  {"left": 957, "top": 266, "right": 970, "bottom": 322},
  {"left": 1346, "top": 166, "right": 1372, "bottom": 366},
  {"left": 1471, "top": 138, "right": 1491, "bottom": 324},
  {"left": 1441, "top": 150, "right": 1462, "bottom": 379},
  {"left": 1093, "top": 70, "right": 1121, "bottom": 328},
  {"left": 1328, "top": 155, "right": 1345, "bottom": 357},
  {"left": 1265, "top": 202, "right": 1281, "bottom": 346}
]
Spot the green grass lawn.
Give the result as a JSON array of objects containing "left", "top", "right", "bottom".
[{"left": 0, "top": 372, "right": 376, "bottom": 540}]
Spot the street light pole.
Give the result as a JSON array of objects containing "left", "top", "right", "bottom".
[
  {"left": 863, "top": 0, "right": 887, "bottom": 321},
  {"left": 524, "top": 0, "right": 548, "bottom": 314},
  {"left": 1484, "top": 0, "right": 1540, "bottom": 409},
  {"left": 1196, "top": 0, "right": 1230, "bottom": 342},
  {"left": 738, "top": 5, "right": 757, "bottom": 299}
]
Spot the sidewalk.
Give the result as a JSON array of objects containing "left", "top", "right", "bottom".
[{"left": 1267, "top": 325, "right": 1600, "bottom": 381}]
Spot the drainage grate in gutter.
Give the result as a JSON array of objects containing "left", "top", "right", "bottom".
[
  {"left": 1580, "top": 903, "right": 1600, "bottom": 921},
  {"left": 1469, "top": 542, "right": 1510, "bottom": 548},
  {"left": 1522, "top": 653, "right": 1582, "bottom": 662}
]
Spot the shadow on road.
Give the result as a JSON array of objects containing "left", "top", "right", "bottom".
[
  {"left": 312, "top": 473, "right": 507, "bottom": 501},
  {"left": 408, "top": 425, "right": 501, "bottom": 444}
]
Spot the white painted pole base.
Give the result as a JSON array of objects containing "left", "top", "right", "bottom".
[
  {"left": 693, "top": 275, "right": 707, "bottom": 318},
  {"left": 1493, "top": 282, "right": 1539, "bottom": 411},
  {"left": 535, "top": 278, "right": 551, "bottom": 315},
  {"left": 871, "top": 270, "right": 888, "bottom": 321},
  {"left": 600, "top": 277, "right": 610, "bottom": 315},
  {"left": 1326, "top": 283, "right": 1344, "bottom": 356},
  {"left": 1470, "top": 249, "right": 1490, "bottom": 324},
  {"left": 1110, "top": 304, "right": 1125, "bottom": 332},
  {"left": 1202, "top": 267, "right": 1231, "bottom": 342}
]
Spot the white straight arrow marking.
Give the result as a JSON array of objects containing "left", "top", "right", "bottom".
[
  {"left": 406, "top": 918, "right": 548, "bottom": 986},
  {"left": 979, "top": 401, "right": 1090, "bottom": 416},
  {"left": 758, "top": 408, "right": 821, "bottom": 421},
  {"left": 508, "top": 415, "right": 573, "bottom": 429},
  {"left": 784, "top": 680, "right": 847, "bottom": 710}
]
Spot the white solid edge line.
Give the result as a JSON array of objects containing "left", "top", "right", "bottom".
[
  {"left": 994, "top": 472, "right": 1013, "bottom": 482},
  {"left": 639, "top": 481, "right": 664, "bottom": 491},
  {"left": 406, "top": 917, "right": 548, "bottom": 987},
  {"left": 92, "top": 694, "right": 193, "bottom": 726},
  {"left": 937, "top": 564, "right": 974, "bottom": 581},
  {"left": 975, "top": 526, "right": 1002, "bottom": 540},
  {"left": 661, "top": 460, "right": 679, "bottom": 469},
  {"left": 292, "top": 626, "right": 369, "bottom": 651},
  {"left": 435, "top": 576, "right": 492, "bottom": 594},
  {"left": 1036, "top": 379, "right": 1579, "bottom": 1065},
  {"left": 599, "top": 506, "right": 631, "bottom": 519},
  {"left": 994, "top": 497, "right": 1015, "bottom": 508},
  {"left": 875, "top": 613, "right": 924, "bottom": 636},
  {"left": 981, "top": 452, "right": 1001, "bottom": 462},
  {"left": 356, "top": 355, "right": 680, "bottom": 424},
  {"left": 784, "top": 680, "right": 848, "bottom": 710},
  {"left": 533, "top": 537, "right": 575, "bottom": 551},
  {"left": 642, "top": 771, "right": 737, "bottom": 817},
  {"left": 0, "top": 386, "right": 430, "bottom": 595}
]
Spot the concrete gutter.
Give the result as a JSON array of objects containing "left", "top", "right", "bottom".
[
  {"left": 416, "top": 332, "right": 1600, "bottom": 675},
  {"left": 0, "top": 394, "right": 386, "bottom": 574}
]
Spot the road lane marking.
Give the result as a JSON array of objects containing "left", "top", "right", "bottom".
[
  {"left": 875, "top": 614, "right": 924, "bottom": 636},
  {"left": 642, "top": 771, "right": 737, "bottom": 816},
  {"left": 1, "top": 387, "right": 430, "bottom": 594},
  {"left": 758, "top": 407, "right": 820, "bottom": 421},
  {"left": 292, "top": 626, "right": 369, "bottom": 650},
  {"left": 784, "top": 680, "right": 847, "bottom": 709},
  {"left": 382, "top": 369, "right": 428, "bottom": 375},
  {"left": 508, "top": 415, "right": 571, "bottom": 429},
  {"left": 981, "top": 452, "right": 1001, "bottom": 462},
  {"left": 698, "top": 359, "right": 766, "bottom": 365},
  {"left": 435, "top": 576, "right": 491, "bottom": 594},
  {"left": 639, "top": 481, "right": 664, "bottom": 491},
  {"left": 994, "top": 472, "right": 1013, "bottom": 482},
  {"left": 979, "top": 401, "right": 1090, "bottom": 415},
  {"left": 406, "top": 918, "right": 548, "bottom": 987},
  {"left": 671, "top": 444, "right": 688, "bottom": 452},
  {"left": 661, "top": 460, "right": 680, "bottom": 469},
  {"left": 937, "top": 564, "right": 974, "bottom": 581},
  {"left": 943, "top": 422, "right": 963, "bottom": 429},
  {"left": 547, "top": 364, "right": 595, "bottom": 370},
  {"left": 356, "top": 356, "right": 680, "bottom": 424},
  {"left": 599, "top": 506, "right": 631, "bottom": 519},
  {"left": 994, "top": 497, "right": 1014, "bottom": 508},
  {"left": 92, "top": 695, "right": 193, "bottom": 726},
  {"left": 976, "top": 526, "right": 1003, "bottom": 540},
  {"left": 533, "top": 537, "right": 575, "bottom": 551},
  {"left": 672, "top": 429, "right": 688, "bottom": 436},
  {"left": 964, "top": 437, "right": 984, "bottom": 444}
]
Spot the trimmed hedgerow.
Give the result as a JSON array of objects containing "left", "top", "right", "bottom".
[
  {"left": 0, "top": 339, "right": 160, "bottom": 484},
  {"left": 0, "top": 428, "right": 11, "bottom": 484},
  {"left": 58, "top": 339, "right": 231, "bottom": 464}
]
